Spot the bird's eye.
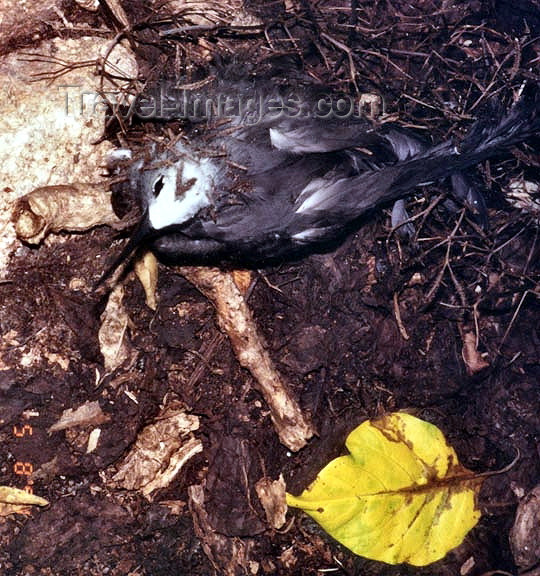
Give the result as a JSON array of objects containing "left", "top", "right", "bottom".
[{"left": 153, "top": 176, "right": 165, "bottom": 198}]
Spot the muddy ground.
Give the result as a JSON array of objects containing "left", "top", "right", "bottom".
[{"left": 1, "top": 1, "right": 539, "bottom": 575}]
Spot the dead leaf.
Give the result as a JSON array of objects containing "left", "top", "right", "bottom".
[
  {"left": 0, "top": 486, "right": 49, "bottom": 517},
  {"left": 255, "top": 475, "right": 287, "bottom": 529},
  {"left": 48, "top": 400, "right": 109, "bottom": 433},
  {"left": 510, "top": 483, "right": 540, "bottom": 569},
  {"left": 134, "top": 251, "right": 159, "bottom": 310},
  {"left": 189, "top": 483, "right": 256, "bottom": 576},
  {"left": 231, "top": 269, "right": 252, "bottom": 295},
  {"left": 13, "top": 183, "right": 120, "bottom": 245},
  {"left": 112, "top": 402, "right": 202, "bottom": 499},
  {"left": 461, "top": 331, "right": 489, "bottom": 375},
  {"left": 99, "top": 284, "right": 132, "bottom": 372}
]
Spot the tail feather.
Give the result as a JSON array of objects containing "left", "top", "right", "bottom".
[
  {"left": 460, "top": 84, "right": 540, "bottom": 156},
  {"left": 294, "top": 84, "right": 539, "bottom": 226}
]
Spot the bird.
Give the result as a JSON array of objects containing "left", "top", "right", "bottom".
[{"left": 102, "top": 75, "right": 539, "bottom": 282}]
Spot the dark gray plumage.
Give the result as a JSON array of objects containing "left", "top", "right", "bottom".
[{"left": 104, "top": 80, "right": 539, "bottom": 277}]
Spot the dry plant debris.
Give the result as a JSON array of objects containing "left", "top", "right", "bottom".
[
  {"left": 510, "top": 483, "right": 540, "bottom": 570},
  {"left": 255, "top": 474, "right": 288, "bottom": 530},
  {"left": 0, "top": 487, "right": 49, "bottom": 517},
  {"left": 98, "top": 284, "right": 133, "bottom": 373},
  {"left": 133, "top": 251, "right": 160, "bottom": 310},
  {"left": 48, "top": 400, "right": 110, "bottom": 433},
  {"left": 188, "top": 483, "right": 256, "bottom": 576},
  {"left": 13, "top": 184, "right": 120, "bottom": 245},
  {"left": 112, "top": 401, "right": 202, "bottom": 499}
]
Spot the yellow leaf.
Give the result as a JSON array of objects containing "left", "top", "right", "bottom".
[{"left": 286, "top": 412, "right": 482, "bottom": 566}]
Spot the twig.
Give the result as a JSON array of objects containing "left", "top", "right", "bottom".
[
  {"left": 422, "top": 209, "right": 466, "bottom": 307},
  {"left": 177, "top": 266, "right": 315, "bottom": 451},
  {"left": 393, "top": 292, "right": 410, "bottom": 340},
  {"left": 497, "top": 289, "right": 539, "bottom": 354}
]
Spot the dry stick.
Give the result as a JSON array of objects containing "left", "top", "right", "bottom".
[
  {"left": 392, "top": 292, "right": 409, "bottom": 341},
  {"left": 186, "top": 332, "right": 225, "bottom": 391},
  {"left": 320, "top": 32, "right": 360, "bottom": 91},
  {"left": 498, "top": 289, "right": 540, "bottom": 354},
  {"left": 422, "top": 209, "right": 466, "bottom": 307},
  {"left": 177, "top": 266, "right": 315, "bottom": 452}
]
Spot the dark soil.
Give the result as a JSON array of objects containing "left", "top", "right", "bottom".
[{"left": 1, "top": 1, "right": 539, "bottom": 575}]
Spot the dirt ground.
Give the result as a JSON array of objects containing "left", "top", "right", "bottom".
[{"left": 1, "top": 1, "right": 539, "bottom": 575}]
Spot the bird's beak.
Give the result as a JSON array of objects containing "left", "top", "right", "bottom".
[{"left": 95, "top": 211, "right": 151, "bottom": 293}]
